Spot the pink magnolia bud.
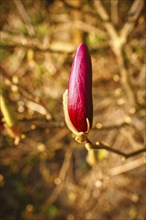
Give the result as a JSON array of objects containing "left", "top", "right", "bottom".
[{"left": 68, "top": 43, "right": 93, "bottom": 133}]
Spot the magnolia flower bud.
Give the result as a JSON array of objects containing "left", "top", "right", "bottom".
[{"left": 63, "top": 43, "right": 93, "bottom": 135}]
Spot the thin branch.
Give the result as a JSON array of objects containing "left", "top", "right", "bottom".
[
  {"left": 1, "top": 41, "right": 110, "bottom": 54},
  {"left": 120, "top": 0, "right": 144, "bottom": 43},
  {"left": 94, "top": 122, "right": 131, "bottom": 131},
  {"left": 94, "top": 0, "right": 144, "bottom": 47},
  {"left": 94, "top": 0, "right": 144, "bottom": 107},
  {"left": 13, "top": 0, "right": 35, "bottom": 36},
  {"left": 74, "top": 20, "right": 107, "bottom": 39},
  {"left": 117, "top": 51, "right": 137, "bottom": 106},
  {"left": 85, "top": 139, "right": 146, "bottom": 159},
  {"left": 111, "top": 0, "right": 119, "bottom": 27},
  {"left": 61, "top": 0, "right": 81, "bottom": 10},
  {"left": 1, "top": 66, "right": 51, "bottom": 118},
  {"left": 94, "top": 0, "right": 118, "bottom": 43},
  {"left": 109, "top": 157, "right": 145, "bottom": 176},
  {"left": 42, "top": 148, "right": 72, "bottom": 208},
  {"left": 0, "top": 42, "right": 74, "bottom": 54}
]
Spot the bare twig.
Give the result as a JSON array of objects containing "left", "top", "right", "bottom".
[
  {"left": 1, "top": 66, "right": 51, "bottom": 117},
  {"left": 120, "top": 0, "right": 144, "bottom": 43},
  {"left": 13, "top": 0, "right": 35, "bottom": 36},
  {"left": 111, "top": 0, "right": 119, "bottom": 27},
  {"left": 109, "top": 157, "right": 145, "bottom": 176},
  {"left": 42, "top": 148, "right": 72, "bottom": 208},
  {"left": 74, "top": 20, "right": 107, "bottom": 39},
  {"left": 94, "top": 122, "right": 131, "bottom": 131},
  {"left": 0, "top": 42, "right": 74, "bottom": 54},
  {"left": 94, "top": 0, "right": 144, "bottom": 50},
  {"left": 94, "top": 0, "right": 118, "bottom": 46},
  {"left": 61, "top": 0, "right": 81, "bottom": 10},
  {"left": 117, "top": 51, "right": 137, "bottom": 106},
  {"left": 85, "top": 138, "right": 146, "bottom": 159},
  {"left": 94, "top": 1, "right": 134, "bottom": 105},
  {"left": 94, "top": 0, "right": 144, "bottom": 107},
  {"left": 46, "top": 128, "right": 70, "bottom": 152},
  {"left": 1, "top": 41, "right": 110, "bottom": 53}
]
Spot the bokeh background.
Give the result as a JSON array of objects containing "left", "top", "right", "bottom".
[{"left": 0, "top": 0, "right": 145, "bottom": 220}]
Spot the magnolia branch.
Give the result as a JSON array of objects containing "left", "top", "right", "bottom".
[
  {"left": 42, "top": 148, "right": 72, "bottom": 210},
  {"left": 0, "top": 42, "right": 74, "bottom": 54},
  {"left": 84, "top": 138, "right": 146, "bottom": 159},
  {"left": 120, "top": 0, "right": 144, "bottom": 42},
  {"left": 1, "top": 66, "right": 51, "bottom": 118},
  {"left": 94, "top": 0, "right": 144, "bottom": 107},
  {"left": 61, "top": 0, "right": 81, "bottom": 10},
  {"left": 0, "top": 41, "right": 109, "bottom": 54},
  {"left": 13, "top": 0, "right": 35, "bottom": 36}
]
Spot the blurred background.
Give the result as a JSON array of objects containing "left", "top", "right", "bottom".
[{"left": 0, "top": 0, "right": 145, "bottom": 220}]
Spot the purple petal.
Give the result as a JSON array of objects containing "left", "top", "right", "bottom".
[{"left": 68, "top": 43, "right": 93, "bottom": 133}]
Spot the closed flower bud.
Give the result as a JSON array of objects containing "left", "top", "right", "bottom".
[{"left": 64, "top": 43, "right": 93, "bottom": 134}]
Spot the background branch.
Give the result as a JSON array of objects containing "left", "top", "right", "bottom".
[
  {"left": 0, "top": 42, "right": 75, "bottom": 53},
  {"left": 13, "top": 0, "right": 35, "bottom": 36},
  {"left": 94, "top": 0, "right": 144, "bottom": 107},
  {"left": 109, "top": 157, "right": 145, "bottom": 176},
  {"left": 85, "top": 138, "right": 146, "bottom": 159},
  {"left": 120, "top": 0, "right": 144, "bottom": 43}
]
